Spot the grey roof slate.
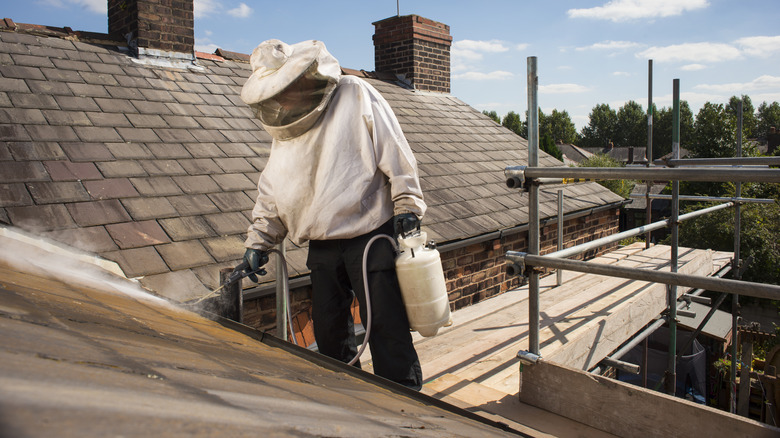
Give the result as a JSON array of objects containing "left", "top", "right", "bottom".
[{"left": 0, "top": 25, "right": 623, "bottom": 300}]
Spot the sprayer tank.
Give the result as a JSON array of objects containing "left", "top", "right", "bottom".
[{"left": 395, "top": 232, "right": 452, "bottom": 337}]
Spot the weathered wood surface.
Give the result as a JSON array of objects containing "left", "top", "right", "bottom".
[
  {"left": 424, "top": 373, "right": 618, "bottom": 438},
  {"left": 407, "top": 244, "right": 731, "bottom": 394},
  {"left": 518, "top": 359, "right": 780, "bottom": 438}
]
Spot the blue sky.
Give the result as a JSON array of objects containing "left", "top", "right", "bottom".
[{"left": 7, "top": 0, "right": 780, "bottom": 130}]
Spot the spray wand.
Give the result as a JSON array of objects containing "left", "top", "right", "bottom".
[{"left": 187, "top": 261, "right": 266, "bottom": 305}]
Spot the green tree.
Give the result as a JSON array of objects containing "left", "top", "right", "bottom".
[
  {"left": 502, "top": 111, "right": 525, "bottom": 136},
  {"left": 727, "top": 95, "right": 757, "bottom": 140},
  {"left": 616, "top": 100, "right": 646, "bottom": 147},
  {"left": 577, "top": 154, "right": 635, "bottom": 199},
  {"left": 482, "top": 110, "right": 500, "bottom": 124},
  {"left": 677, "top": 201, "right": 780, "bottom": 285},
  {"left": 756, "top": 101, "right": 780, "bottom": 142},
  {"left": 540, "top": 133, "right": 563, "bottom": 161},
  {"left": 579, "top": 104, "right": 618, "bottom": 148},
  {"left": 652, "top": 101, "right": 694, "bottom": 160},
  {"left": 542, "top": 109, "right": 577, "bottom": 144},
  {"left": 691, "top": 102, "right": 734, "bottom": 158}
]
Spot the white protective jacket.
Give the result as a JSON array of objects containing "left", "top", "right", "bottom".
[{"left": 245, "top": 75, "right": 427, "bottom": 250}]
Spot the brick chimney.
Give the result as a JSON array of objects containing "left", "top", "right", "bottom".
[
  {"left": 373, "top": 15, "right": 452, "bottom": 93},
  {"left": 108, "top": 0, "right": 194, "bottom": 57}
]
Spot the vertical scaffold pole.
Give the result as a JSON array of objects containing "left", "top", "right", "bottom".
[
  {"left": 527, "top": 56, "right": 540, "bottom": 355},
  {"left": 557, "top": 189, "right": 563, "bottom": 287},
  {"left": 731, "top": 100, "right": 743, "bottom": 414},
  {"left": 645, "top": 60, "right": 653, "bottom": 249},
  {"left": 665, "top": 79, "right": 680, "bottom": 395}
]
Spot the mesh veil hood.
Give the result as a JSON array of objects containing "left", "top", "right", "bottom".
[{"left": 242, "top": 40, "right": 341, "bottom": 140}]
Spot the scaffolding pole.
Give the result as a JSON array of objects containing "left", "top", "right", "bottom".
[
  {"left": 666, "top": 79, "right": 681, "bottom": 395},
  {"left": 557, "top": 190, "right": 563, "bottom": 286},
  {"left": 731, "top": 100, "right": 744, "bottom": 414},
  {"left": 630, "top": 194, "right": 776, "bottom": 204},
  {"left": 505, "top": 253, "right": 780, "bottom": 301},
  {"left": 646, "top": 60, "right": 653, "bottom": 249},
  {"left": 527, "top": 56, "right": 540, "bottom": 355},
  {"left": 656, "top": 156, "right": 780, "bottom": 167},
  {"left": 543, "top": 202, "right": 733, "bottom": 261},
  {"left": 505, "top": 166, "right": 780, "bottom": 185}
]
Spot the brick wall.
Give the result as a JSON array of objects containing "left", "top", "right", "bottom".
[
  {"left": 108, "top": 0, "right": 194, "bottom": 54},
  {"left": 373, "top": 15, "right": 452, "bottom": 93},
  {"left": 242, "top": 208, "right": 620, "bottom": 346}
]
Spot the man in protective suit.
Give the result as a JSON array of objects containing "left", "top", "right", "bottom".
[{"left": 240, "top": 39, "right": 426, "bottom": 390}]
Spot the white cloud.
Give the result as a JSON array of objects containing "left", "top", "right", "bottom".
[
  {"left": 195, "top": 42, "right": 220, "bottom": 54},
  {"left": 681, "top": 63, "right": 707, "bottom": 71},
  {"left": 568, "top": 0, "right": 709, "bottom": 22},
  {"left": 637, "top": 42, "right": 740, "bottom": 63},
  {"left": 195, "top": 36, "right": 219, "bottom": 54},
  {"left": 613, "top": 71, "right": 631, "bottom": 77},
  {"left": 452, "top": 39, "right": 511, "bottom": 64},
  {"left": 194, "top": 0, "right": 222, "bottom": 19},
  {"left": 576, "top": 40, "right": 640, "bottom": 51},
  {"left": 735, "top": 36, "right": 780, "bottom": 57},
  {"left": 39, "top": 0, "right": 106, "bottom": 14},
  {"left": 228, "top": 3, "right": 253, "bottom": 18},
  {"left": 539, "top": 83, "right": 590, "bottom": 94},
  {"left": 453, "top": 71, "right": 514, "bottom": 81},
  {"left": 694, "top": 75, "right": 780, "bottom": 93}
]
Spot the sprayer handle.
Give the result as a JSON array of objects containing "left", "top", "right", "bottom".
[{"left": 393, "top": 213, "right": 420, "bottom": 238}]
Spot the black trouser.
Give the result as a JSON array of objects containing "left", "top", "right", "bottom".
[{"left": 307, "top": 221, "right": 423, "bottom": 390}]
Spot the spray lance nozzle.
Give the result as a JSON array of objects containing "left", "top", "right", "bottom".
[
  {"left": 228, "top": 260, "right": 267, "bottom": 285},
  {"left": 186, "top": 260, "right": 267, "bottom": 305}
]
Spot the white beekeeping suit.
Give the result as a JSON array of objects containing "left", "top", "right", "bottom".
[
  {"left": 240, "top": 39, "right": 426, "bottom": 390},
  {"left": 241, "top": 39, "right": 426, "bottom": 250}
]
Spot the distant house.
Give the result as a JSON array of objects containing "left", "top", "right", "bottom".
[
  {"left": 0, "top": 2, "right": 624, "bottom": 342},
  {"left": 557, "top": 142, "right": 593, "bottom": 165},
  {"left": 584, "top": 145, "right": 648, "bottom": 165}
]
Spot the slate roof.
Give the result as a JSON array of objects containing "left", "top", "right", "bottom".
[
  {"left": 0, "top": 22, "right": 623, "bottom": 300},
  {"left": 557, "top": 143, "right": 593, "bottom": 165}
]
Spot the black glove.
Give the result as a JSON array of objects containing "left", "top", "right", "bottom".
[
  {"left": 393, "top": 213, "right": 420, "bottom": 238},
  {"left": 240, "top": 248, "right": 269, "bottom": 283}
]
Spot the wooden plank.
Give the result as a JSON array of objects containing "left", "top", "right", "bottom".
[
  {"left": 404, "top": 245, "right": 730, "bottom": 396},
  {"left": 424, "top": 373, "right": 618, "bottom": 438},
  {"left": 518, "top": 359, "right": 780, "bottom": 438},
  {"left": 541, "top": 248, "right": 715, "bottom": 369}
]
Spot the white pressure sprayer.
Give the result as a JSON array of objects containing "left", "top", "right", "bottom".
[{"left": 394, "top": 231, "right": 453, "bottom": 337}]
